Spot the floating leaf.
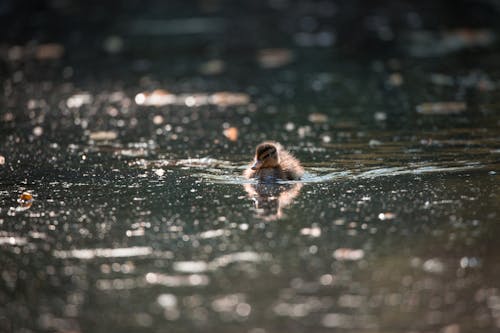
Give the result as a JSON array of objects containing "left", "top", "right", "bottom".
[
  {"left": 89, "top": 131, "right": 118, "bottom": 141},
  {"left": 223, "top": 127, "right": 239, "bottom": 141}
]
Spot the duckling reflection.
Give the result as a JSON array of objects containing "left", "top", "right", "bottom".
[
  {"left": 243, "top": 182, "right": 302, "bottom": 220},
  {"left": 243, "top": 142, "right": 303, "bottom": 220}
]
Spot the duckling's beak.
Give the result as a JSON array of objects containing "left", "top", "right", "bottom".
[{"left": 251, "top": 160, "right": 262, "bottom": 170}]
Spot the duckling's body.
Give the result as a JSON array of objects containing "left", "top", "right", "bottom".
[{"left": 244, "top": 142, "right": 303, "bottom": 181}]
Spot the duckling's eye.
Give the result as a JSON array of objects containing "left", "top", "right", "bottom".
[
  {"left": 258, "top": 146, "right": 277, "bottom": 160},
  {"left": 261, "top": 149, "right": 276, "bottom": 160}
]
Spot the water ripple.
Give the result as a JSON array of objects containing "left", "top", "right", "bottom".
[{"left": 193, "top": 161, "right": 488, "bottom": 184}]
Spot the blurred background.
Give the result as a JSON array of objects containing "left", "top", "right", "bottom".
[{"left": 1, "top": 1, "right": 500, "bottom": 333}]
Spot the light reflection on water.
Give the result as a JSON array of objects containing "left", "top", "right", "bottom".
[
  {"left": 2, "top": 149, "right": 498, "bottom": 332},
  {"left": 1, "top": 2, "right": 500, "bottom": 332},
  {"left": 192, "top": 159, "right": 490, "bottom": 184},
  {"left": 1, "top": 123, "right": 499, "bottom": 332}
]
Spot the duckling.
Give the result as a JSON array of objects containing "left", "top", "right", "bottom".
[{"left": 243, "top": 141, "right": 303, "bottom": 181}]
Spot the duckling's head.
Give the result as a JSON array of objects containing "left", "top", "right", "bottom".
[{"left": 251, "top": 142, "right": 280, "bottom": 170}]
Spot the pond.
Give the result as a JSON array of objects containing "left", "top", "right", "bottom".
[{"left": 1, "top": 1, "right": 500, "bottom": 332}]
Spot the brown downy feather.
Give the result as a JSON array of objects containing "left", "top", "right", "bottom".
[{"left": 244, "top": 142, "right": 303, "bottom": 181}]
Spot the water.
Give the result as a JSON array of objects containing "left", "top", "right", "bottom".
[{"left": 1, "top": 1, "right": 500, "bottom": 332}]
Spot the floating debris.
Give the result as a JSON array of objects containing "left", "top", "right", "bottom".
[
  {"left": 145, "top": 272, "right": 209, "bottom": 287},
  {"left": 166, "top": 157, "right": 232, "bottom": 168},
  {"left": 173, "top": 261, "right": 209, "bottom": 273},
  {"left": 199, "top": 229, "right": 226, "bottom": 239},
  {"left": 209, "top": 251, "right": 265, "bottom": 269},
  {"left": 369, "top": 139, "right": 382, "bottom": 147},
  {"left": 210, "top": 92, "right": 250, "bottom": 107},
  {"left": 416, "top": 102, "right": 466, "bottom": 115},
  {"left": 135, "top": 89, "right": 175, "bottom": 106},
  {"left": 135, "top": 90, "right": 249, "bottom": 107},
  {"left": 115, "top": 148, "right": 148, "bottom": 158},
  {"left": 333, "top": 248, "right": 364, "bottom": 261},
  {"left": 35, "top": 43, "right": 64, "bottom": 60},
  {"left": 157, "top": 294, "right": 177, "bottom": 308},
  {"left": 300, "top": 227, "right": 321, "bottom": 237},
  {"left": 152, "top": 115, "right": 164, "bottom": 125},
  {"left": 422, "top": 258, "right": 445, "bottom": 274},
  {"left": 153, "top": 168, "right": 166, "bottom": 177},
  {"left": 374, "top": 112, "right": 387, "bottom": 121},
  {"left": 223, "top": 127, "right": 239, "bottom": 141},
  {"left": 387, "top": 73, "right": 403, "bottom": 86},
  {"left": 322, "top": 135, "right": 331, "bottom": 143},
  {"left": 32, "top": 126, "right": 43, "bottom": 136},
  {"left": 89, "top": 131, "right": 118, "bottom": 141},
  {"left": 53, "top": 246, "right": 153, "bottom": 259},
  {"left": 18, "top": 192, "right": 34, "bottom": 209},
  {"left": 378, "top": 212, "right": 396, "bottom": 220},
  {"left": 66, "top": 93, "right": 93, "bottom": 108},
  {"left": 257, "top": 48, "right": 293, "bottom": 68},
  {"left": 0, "top": 155, "right": 5, "bottom": 165},
  {"left": 125, "top": 228, "right": 145, "bottom": 237},
  {"left": 0, "top": 236, "right": 27, "bottom": 246},
  {"left": 308, "top": 113, "right": 328, "bottom": 124},
  {"left": 199, "top": 59, "right": 225, "bottom": 75}
]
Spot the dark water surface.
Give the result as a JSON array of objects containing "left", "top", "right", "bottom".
[{"left": 1, "top": 1, "right": 500, "bottom": 332}]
